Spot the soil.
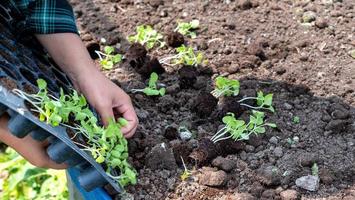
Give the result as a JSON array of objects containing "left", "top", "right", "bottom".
[
  {"left": 39, "top": 0, "right": 355, "bottom": 199},
  {"left": 166, "top": 32, "right": 185, "bottom": 48},
  {"left": 0, "top": 77, "right": 18, "bottom": 91}
]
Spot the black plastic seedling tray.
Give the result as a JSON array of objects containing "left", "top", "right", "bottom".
[{"left": 0, "top": 24, "right": 122, "bottom": 193}]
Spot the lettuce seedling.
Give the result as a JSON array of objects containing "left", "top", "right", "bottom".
[
  {"left": 238, "top": 91, "right": 275, "bottom": 112},
  {"left": 211, "top": 76, "right": 240, "bottom": 98},
  {"left": 175, "top": 20, "right": 199, "bottom": 38},
  {"left": 131, "top": 72, "right": 165, "bottom": 96},
  {"left": 13, "top": 79, "right": 137, "bottom": 188},
  {"left": 159, "top": 44, "right": 207, "bottom": 67},
  {"left": 211, "top": 111, "right": 276, "bottom": 143},
  {"left": 128, "top": 25, "right": 165, "bottom": 49},
  {"left": 95, "top": 46, "right": 123, "bottom": 70}
]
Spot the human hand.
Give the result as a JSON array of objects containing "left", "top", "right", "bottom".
[
  {"left": 74, "top": 69, "right": 138, "bottom": 138},
  {"left": 35, "top": 33, "right": 138, "bottom": 138},
  {"left": 0, "top": 115, "right": 67, "bottom": 169}
]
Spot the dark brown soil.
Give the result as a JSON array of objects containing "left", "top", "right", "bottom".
[
  {"left": 192, "top": 92, "right": 218, "bottom": 117},
  {"left": 124, "top": 43, "right": 165, "bottom": 77},
  {"left": 178, "top": 66, "right": 198, "bottom": 89},
  {"left": 0, "top": 77, "right": 18, "bottom": 91},
  {"left": 166, "top": 32, "right": 185, "bottom": 48},
  {"left": 69, "top": 0, "right": 355, "bottom": 199}
]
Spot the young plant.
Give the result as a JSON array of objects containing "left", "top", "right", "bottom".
[
  {"left": 211, "top": 76, "right": 240, "bottom": 98},
  {"left": 211, "top": 111, "right": 276, "bottom": 143},
  {"left": 180, "top": 156, "right": 192, "bottom": 181},
  {"left": 159, "top": 44, "right": 206, "bottom": 67},
  {"left": 312, "top": 163, "right": 319, "bottom": 176},
  {"left": 131, "top": 72, "right": 165, "bottom": 96},
  {"left": 95, "top": 46, "right": 123, "bottom": 70},
  {"left": 127, "top": 25, "right": 165, "bottom": 49},
  {"left": 238, "top": 91, "right": 275, "bottom": 112},
  {"left": 292, "top": 116, "right": 300, "bottom": 124},
  {"left": 13, "top": 79, "right": 136, "bottom": 188},
  {"left": 175, "top": 20, "right": 199, "bottom": 38}
]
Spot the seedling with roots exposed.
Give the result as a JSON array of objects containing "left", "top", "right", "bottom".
[
  {"left": 128, "top": 25, "right": 165, "bottom": 49},
  {"left": 131, "top": 72, "right": 166, "bottom": 96},
  {"left": 159, "top": 45, "right": 207, "bottom": 67},
  {"left": 211, "top": 76, "right": 240, "bottom": 98},
  {"left": 13, "top": 79, "right": 136, "bottom": 187},
  {"left": 175, "top": 20, "right": 200, "bottom": 38},
  {"left": 95, "top": 46, "right": 123, "bottom": 70},
  {"left": 211, "top": 111, "right": 276, "bottom": 143}
]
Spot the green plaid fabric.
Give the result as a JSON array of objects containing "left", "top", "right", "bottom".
[{"left": 0, "top": 0, "right": 78, "bottom": 35}]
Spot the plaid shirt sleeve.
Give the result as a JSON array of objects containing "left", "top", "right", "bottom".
[{"left": 21, "top": 0, "right": 78, "bottom": 34}]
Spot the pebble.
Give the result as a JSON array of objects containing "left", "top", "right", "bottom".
[
  {"left": 283, "top": 103, "right": 293, "bottom": 110},
  {"left": 212, "top": 156, "right": 236, "bottom": 172},
  {"left": 280, "top": 189, "right": 299, "bottom": 200},
  {"left": 273, "top": 147, "right": 283, "bottom": 158},
  {"left": 269, "top": 136, "right": 279, "bottom": 145},
  {"left": 302, "top": 11, "right": 317, "bottom": 23},
  {"left": 198, "top": 169, "right": 228, "bottom": 187},
  {"left": 315, "top": 18, "right": 328, "bottom": 28},
  {"left": 245, "top": 145, "right": 255, "bottom": 152},
  {"left": 295, "top": 175, "right": 320, "bottom": 191}
]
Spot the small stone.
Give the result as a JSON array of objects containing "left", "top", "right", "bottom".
[
  {"left": 325, "top": 120, "right": 348, "bottom": 133},
  {"left": 283, "top": 103, "right": 293, "bottom": 110},
  {"left": 237, "top": 0, "right": 253, "bottom": 10},
  {"left": 302, "top": 11, "right": 316, "bottom": 23},
  {"left": 159, "top": 10, "right": 168, "bottom": 17},
  {"left": 178, "top": 127, "right": 192, "bottom": 141},
  {"left": 269, "top": 136, "right": 278, "bottom": 145},
  {"left": 245, "top": 145, "right": 255, "bottom": 152},
  {"left": 262, "top": 189, "right": 276, "bottom": 199},
  {"left": 295, "top": 175, "right": 319, "bottom": 191},
  {"left": 198, "top": 170, "right": 228, "bottom": 186},
  {"left": 299, "top": 53, "right": 308, "bottom": 61},
  {"left": 280, "top": 189, "right": 299, "bottom": 200},
  {"left": 257, "top": 165, "right": 281, "bottom": 186},
  {"left": 212, "top": 156, "right": 236, "bottom": 172},
  {"left": 315, "top": 18, "right": 328, "bottom": 29},
  {"left": 227, "top": 65, "right": 239, "bottom": 74},
  {"left": 273, "top": 147, "right": 283, "bottom": 158}
]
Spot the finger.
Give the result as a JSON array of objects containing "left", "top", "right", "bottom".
[
  {"left": 114, "top": 104, "right": 138, "bottom": 138},
  {"left": 95, "top": 104, "right": 114, "bottom": 126}
]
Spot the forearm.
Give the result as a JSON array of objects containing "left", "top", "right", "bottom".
[{"left": 35, "top": 33, "right": 100, "bottom": 86}]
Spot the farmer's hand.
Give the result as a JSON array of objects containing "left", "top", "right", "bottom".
[
  {"left": 0, "top": 115, "right": 67, "bottom": 169},
  {"left": 35, "top": 33, "right": 138, "bottom": 138},
  {"left": 75, "top": 69, "right": 138, "bottom": 138}
]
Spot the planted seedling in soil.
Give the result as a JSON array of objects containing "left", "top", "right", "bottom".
[
  {"left": 128, "top": 25, "right": 165, "bottom": 49},
  {"left": 211, "top": 76, "right": 240, "bottom": 98},
  {"left": 131, "top": 72, "right": 165, "bottom": 96},
  {"left": 312, "top": 163, "right": 319, "bottom": 176},
  {"left": 211, "top": 76, "right": 275, "bottom": 112},
  {"left": 293, "top": 116, "right": 300, "bottom": 124},
  {"left": 180, "top": 156, "right": 192, "bottom": 181},
  {"left": 95, "top": 46, "right": 123, "bottom": 70},
  {"left": 175, "top": 20, "right": 200, "bottom": 38},
  {"left": 160, "top": 45, "right": 207, "bottom": 67},
  {"left": 211, "top": 111, "right": 276, "bottom": 143},
  {"left": 13, "top": 79, "right": 136, "bottom": 188}
]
